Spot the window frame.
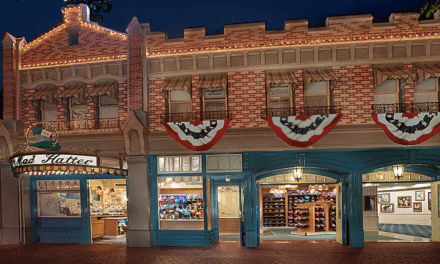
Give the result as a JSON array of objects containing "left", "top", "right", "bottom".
[
  {"left": 98, "top": 95, "right": 119, "bottom": 119},
  {"left": 374, "top": 79, "right": 399, "bottom": 105},
  {"left": 266, "top": 83, "right": 293, "bottom": 109},
  {"left": 69, "top": 97, "right": 87, "bottom": 121},
  {"left": 168, "top": 90, "right": 192, "bottom": 114},
  {"left": 202, "top": 86, "right": 228, "bottom": 113},
  {"left": 304, "top": 81, "right": 331, "bottom": 107},
  {"left": 414, "top": 77, "right": 439, "bottom": 103},
  {"left": 69, "top": 32, "right": 78, "bottom": 46},
  {"left": 40, "top": 100, "right": 58, "bottom": 123}
]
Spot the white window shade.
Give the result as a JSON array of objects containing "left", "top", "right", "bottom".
[
  {"left": 43, "top": 110, "right": 58, "bottom": 122},
  {"left": 170, "top": 90, "right": 191, "bottom": 102},
  {"left": 305, "top": 81, "right": 328, "bottom": 95},
  {"left": 414, "top": 92, "right": 437, "bottom": 103},
  {"left": 374, "top": 94, "right": 397, "bottom": 104},
  {"left": 375, "top": 80, "right": 397, "bottom": 93},
  {"left": 101, "top": 106, "right": 119, "bottom": 118},
  {"left": 415, "top": 78, "right": 436, "bottom": 91}
]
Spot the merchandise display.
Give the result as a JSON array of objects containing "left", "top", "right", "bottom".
[
  {"left": 37, "top": 180, "right": 81, "bottom": 217},
  {"left": 263, "top": 194, "right": 286, "bottom": 227},
  {"left": 159, "top": 194, "right": 204, "bottom": 219}
]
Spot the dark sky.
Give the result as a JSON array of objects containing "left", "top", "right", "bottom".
[{"left": 0, "top": 0, "right": 427, "bottom": 91}]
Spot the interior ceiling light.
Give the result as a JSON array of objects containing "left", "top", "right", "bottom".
[
  {"left": 293, "top": 167, "right": 303, "bottom": 182},
  {"left": 393, "top": 165, "right": 404, "bottom": 180},
  {"left": 225, "top": 176, "right": 230, "bottom": 182}
]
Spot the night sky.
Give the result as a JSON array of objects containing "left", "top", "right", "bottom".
[{"left": 0, "top": 0, "right": 427, "bottom": 91}]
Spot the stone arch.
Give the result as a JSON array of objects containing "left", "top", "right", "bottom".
[
  {"left": 128, "top": 129, "right": 141, "bottom": 155},
  {"left": 0, "top": 136, "right": 10, "bottom": 160},
  {"left": 122, "top": 111, "right": 148, "bottom": 156},
  {"left": 0, "top": 121, "right": 17, "bottom": 161}
]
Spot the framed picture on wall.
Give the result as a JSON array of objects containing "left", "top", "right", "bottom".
[
  {"left": 380, "top": 203, "right": 394, "bottom": 213},
  {"left": 397, "top": 196, "right": 411, "bottom": 208},
  {"left": 428, "top": 192, "right": 431, "bottom": 211},
  {"left": 415, "top": 191, "right": 425, "bottom": 201},
  {"left": 378, "top": 193, "right": 390, "bottom": 203},
  {"left": 413, "top": 202, "right": 422, "bottom": 212}
]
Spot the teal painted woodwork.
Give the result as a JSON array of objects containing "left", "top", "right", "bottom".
[{"left": 30, "top": 173, "right": 125, "bottom": 244}]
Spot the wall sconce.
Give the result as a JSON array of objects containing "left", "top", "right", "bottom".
[
  {"left": 293, "top": 167, "right": 303, "bottom": 182},
  {"left": 225, "top": 176, "right": 230, "bottom": 182},
  {"left": 393, "top": 165, "right": 404, "bottom": 180}
]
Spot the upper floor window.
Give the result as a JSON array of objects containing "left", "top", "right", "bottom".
[
  {"left": 267, "top": 84, "right": 292, "bottom": 109},
  {"left": 304, "top": 81, "right": 330, "bottom": 107},
  {"left": 41, "top": 101, "right": 58, "bottom": 122},
  {"left": 199, "top": 75, "right": 228, "bottom": 120},
  {"left": 374, "top": 80, "right": 398, "bottom": 104},
  {"left": 100, "top": 95, "right": 119, "bottom": 118},
  {"left": 414, "top": 77, "right": 438, "bottom": 103},
  {"left": 203, "top": 87, "right": 227, "bottom": 112},
  {"left": 303, "top": 69, "right": 338, "bottom": 109},
  {"left": 69, "top": 32, "right": 78, "bottom": 46},
  {"left": 169, "top": 90, "right": 191, "bottom": 113},
  {"left": 70, "top": 97, "right": 87, "bottom": 121}
]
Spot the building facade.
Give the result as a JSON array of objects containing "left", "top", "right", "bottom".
[{"left": 2, "top": 4, "right": 440, "bottom": 248}]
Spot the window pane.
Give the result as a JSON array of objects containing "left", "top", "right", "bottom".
[
  {"left": 205, "top": 101, "right": 225, "bottom": 111},
  {"left": 71, "top": 97, "right": 86, "bottom": 107},
  {"left": 205, "top": 87, "right": 225, "bottom": 99},
  {"left": 305, "top": 81, "right": 328, "bottom": 95},
  {"left": 269, "top": 98, "right": 290, "bottom": 109},
  {"left": 100, "top": 95, "right": 118, "bottom": 106},
  {"left": 415, "top": 78, "right": 436, "bottom": 91},
  {"left": 375, "top": 80, "right": 397, "bottom": 93},
  {"left": 268, "top": 84, "right": 290, "bottom": 97},
  {"left": 171, "top": 103, "right": 191, "bottom": 113},
  {"left": 43, "top": 110, "right": 58, "bottom": 122},
  {"left": 191, "top": 156, "right": 200, "bottom": 172},
  {"left": 101, "top": 106, "right": 118, "bottom": 118},
  {"left": 170, "top": 90, "right": 191, "bottom": 102},
  {"left": 305, "top": 96, "right": 328, "bottom": 107},
  {"left": 159, "top": 157, "right": 165, "bottom": 172},
  {"left": 71, "top": 109, "right": 87, "bottom": 120},
  {"left": 174, "top": 157, "right": 180, "bottom": 171},
  {"left": 374, "top": 94, "right": 396, "bottom": 104},
  {"left": 158, "top": 176, "right": 204, "bottom": 230},
  {"left": 414, "top": 92, "right": 437, "bottom": 103},
  {"left": 38, "top": 192, "right": 81, "bottom": 217},
  {"left": 42, "top": 101, "right": 57, "bottom": 109}
]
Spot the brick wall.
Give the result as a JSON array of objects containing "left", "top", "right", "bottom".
[
  {"left": 118, "top": 81, "right": 129, "bottom": 126},
  {"left": 22, "top": 88, "right": 37, "bottom": 128},
  {"left": 22, "top": 5, "right": 127, "bottom": 68},
  {"left": 228, "top": 71, "right": 266, "bottom": 128},
  {"left": 2, "top": 47, "right": 16, "bottom": 119},
  {"left": 332, "top": 65, "right": 374, "bottom": 124},
  {"left": 147, "top": 13, "right": 440, "bottom": 55},
  {"left": 127, "top": 34, "right": 143, "bottom": 111},
  {"left": 149, "top": 77, "right": 166, "bottom": 131},
  {"left": 402, "top": 63, "right": 415, "bottom": 104}
]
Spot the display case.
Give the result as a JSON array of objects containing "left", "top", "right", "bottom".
[{"left": 37, "top": 180, "right": 81, "bottom": 217}]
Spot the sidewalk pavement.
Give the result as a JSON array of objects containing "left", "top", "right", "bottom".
[{"left": 1, "top": 241, "right": 440, "bottom": 264}]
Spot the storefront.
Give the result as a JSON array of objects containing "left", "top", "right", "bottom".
[{"left": 9, "top": 123, "right": 128, "bottom": 244}]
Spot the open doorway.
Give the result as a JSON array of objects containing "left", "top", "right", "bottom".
[
  {"left": 259, "top": 184, "right": 338, "bottom": 242},
  {"left": 89, "top": 179, "right": 127, "bottom": 243},
  {"left": 363, "top": 182, "right": 431, "bottom": 242},
  {"left": 218, "top": 186, "right": 241, "bottom": 242}
]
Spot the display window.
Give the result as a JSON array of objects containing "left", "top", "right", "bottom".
[
  {"left": 158, "top": 176, "right": 204, "bottom": 230},
  {"left": 37, "top": 180, "right": 81, "bottom": 217}
]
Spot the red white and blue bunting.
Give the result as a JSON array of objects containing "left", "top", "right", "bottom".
[
  {"left": 266, "top": 114, "right": 343, "bottom": 147},
  {"left": 163, "top": 120, "right": 230, "bottom": 151},
  {"left": 372, "top": 113, "right": 440, "bottom": 145}
]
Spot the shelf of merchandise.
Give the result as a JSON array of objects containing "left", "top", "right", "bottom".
[{"left": 262, "top": 194, "right": 286, "bottom": 227}]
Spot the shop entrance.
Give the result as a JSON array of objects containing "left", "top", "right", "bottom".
[
  {"left": 217, "top": 186, "right": 241, "bottom": 242},
  {"left": 88, "top": 179, "right": 127, "bottom": 243},
  {"left": 362, "top": 169, "right": 433, "bottom": 243},
  {"left": 257, "top": 183, "right": 340, "bottom": 242}
]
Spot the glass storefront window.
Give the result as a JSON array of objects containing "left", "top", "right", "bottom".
[
  {"left": 158, "top": 176, "right": 204, "bottom": 230},
  {"left": 37, "top": 180, "right": 81, "bottom": 217}
]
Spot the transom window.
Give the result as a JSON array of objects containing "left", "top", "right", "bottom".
[
  {"left": 267, "top": 84, "right": 292, "bottom": 109},
  {"left": 374, "top": 80, "right": 398, "bottom": 104},
  {"left": 304, "top": 81, "right": 330, "bottom": 107},
  {"left": 414, "top": 78, "right": 438, "bottom": 103},
  {"left": 158, "top": 155, "right": 201, "bottom": 173}
]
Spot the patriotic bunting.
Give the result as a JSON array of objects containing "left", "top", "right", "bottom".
[
  {"left": 266, "top": 114, "right": 343, "bottom": 147},
  {"left": 372, "top": 113, "right": 440, "bottom": 145},
  {"left": 163, "top": 120, "right": 230, "bottom": 151}
]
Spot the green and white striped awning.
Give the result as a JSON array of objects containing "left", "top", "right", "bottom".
[
  {"left": 414, "top": 64, "right": 440, "bottom": 86},
  {"left": 162, "top": 77, "right": 192, "bottom": 99},
  {"left": 266, "top": 71, "right": 298, "bottom": 88},
  {"left": 373, "top": 66, "right": 413, "bottom": 90},
  {"left": 25, "top": 86, "right": 57, "bottom": 107},
  {"left": 303, "top": 69, "right": 338, "bottom": 90}
]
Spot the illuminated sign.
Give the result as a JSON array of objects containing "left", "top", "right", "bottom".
[{"left": 11, "top": 154, "right": 97, "bottom": 168}]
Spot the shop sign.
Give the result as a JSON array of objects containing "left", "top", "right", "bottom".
[{"left": 11, "top": 154, "right": 97, "bottom": 168}]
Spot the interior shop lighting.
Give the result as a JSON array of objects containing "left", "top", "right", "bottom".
[
  {"left": 293, "top": 167, "right": 303, "bottom": 182},
  {"left": 270, "top": 186, "right": 287, "bottom": 194},
  {"left": 393, "top": 165, "right": 404, "bottom": 180},
  {"left": 225, "top": 176, "right": 231, "bottom": 182}
]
